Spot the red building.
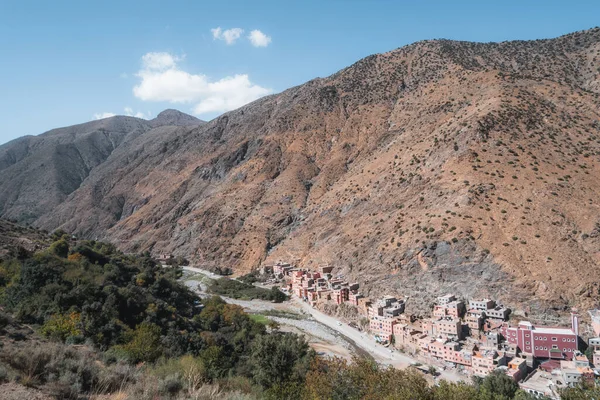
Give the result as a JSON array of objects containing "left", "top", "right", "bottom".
[{"left": 501, "top": 313, "right": 579, "bottom": 360}]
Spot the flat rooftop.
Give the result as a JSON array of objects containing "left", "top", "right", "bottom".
[{"left": 520, "top": 370, "right": 556, "bottom": 394}]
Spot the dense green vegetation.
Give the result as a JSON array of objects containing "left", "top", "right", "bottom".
[
  {"left": 0, "top": 234, "right": 308, "bottom": 398},
  {"left": 207, "top": 277, "right": 287, "bottom": 302},
  {"left": 0, "top": 238, "right": 202, "bottom": 357}
]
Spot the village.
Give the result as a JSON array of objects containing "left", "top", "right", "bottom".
[{"left": 260, "top": 261, "right": 600, "bottom": 399}]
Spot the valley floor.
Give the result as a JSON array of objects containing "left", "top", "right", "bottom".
[{"left": 179, "top": 266, "right": 465, "bottom": 384}]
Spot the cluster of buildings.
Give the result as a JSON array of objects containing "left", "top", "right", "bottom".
[
  {"left": 387, "top": 294, "right": 597, "bottom": 398},
  {"left": 262, "top": 261, "right": 599, "bottom": 396},
  {"left": 264, "top": 262, "right": 364, "bottom": 308},
  {"left": 519, "top": 353, "right": 594, "bottom": 398}
]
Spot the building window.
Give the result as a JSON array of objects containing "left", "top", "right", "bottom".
[
  {"left": 552, "top": 337, "right": 557, "bottom": 341},
  {"left": 535, "top": 346, "right": 539, "bottom": 350},
  {"left": 552, "top": 345, "right": 558, "bottom": 349},
  {"left": 563, "top": 338, "right": 566, "bottom": 342}
]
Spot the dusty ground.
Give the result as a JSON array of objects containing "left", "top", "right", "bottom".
[{"left": 0, "top": 383, "right": 51, "bottom": 400}]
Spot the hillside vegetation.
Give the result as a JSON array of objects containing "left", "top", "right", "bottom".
[{"left": 0, "top": 223, "right": 598, "bottom": 398}]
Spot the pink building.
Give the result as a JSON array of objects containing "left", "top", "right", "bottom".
[
  {"left": 393, "top": 323, "right": 424, "bottom": 350},
  {"left": 433, "top": 305, "right": 448, "bottom": 318},
  {"left": 501, "top": 313, "right": 579, "bottom": 361},
  {"left": 418, "top": 335, "right": 432, "bottom": 353},
  {"left": 273, "top": 262, "right": 294, "bottom": 277},
  {"left": 443, "top": 342, "right": 472, "bottom": 366},
  {"left": 435, "top": 317, "right": 463, "bottom": 340},
  {"left": 349, "top": 292, "right": 364, "bottom": 306},
  {"left": 466, "top": 310, "right": 484, "bottom": 332},
  {"left": 370, "top": 315, "right": 399, "bottom": 342},
  {"left": 472, "top": 350, "right": 505, "bottom": 376},
  {"left": 429, "top": 340, "right": 445, "bottom": 359},
  {"left": 433, "top": 301, "right": 465, "bottom": 318}
]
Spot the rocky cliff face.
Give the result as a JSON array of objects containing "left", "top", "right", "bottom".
[{"left": 3, "top": 28, "right": 600, "bottom": 318}]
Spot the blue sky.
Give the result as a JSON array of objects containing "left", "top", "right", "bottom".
[{"left": 0, "top": 0, "right": 598, "bottom": 145}]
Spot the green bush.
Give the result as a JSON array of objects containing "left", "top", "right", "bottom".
[
  {"left": 249, "top": 333, "right": 312, "bottom": 388},
  {"left": 208, "top": 279, "right": 287, "bottom": 302},
  {"left": 114, "top": 322, "right": 163, "bottom": 363},
  {"left": 48, "top": 239, "right": 69, "bottom": 258},
  {"left": 40, "top": 312, "right": 82, "bottom": 341}
]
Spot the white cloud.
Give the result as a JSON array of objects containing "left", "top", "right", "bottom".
[
  {"left": 93, "top": 112, "right": 116, "bottom": 120},
  {"left": 211, "top": 27, "right": 244, "bottom": 45},
  {"left": 141, "top": 52, "right": 180, "bottom": 70},
  {"left": 133, "top": 52, "right": 271, "bottom": 115},
  {"left": 248, "top": 30, "right": 271, "bottom": 47},
  {"left": 124, "top": 107, "right": 151, "bottom": 119},
  {"left": 192, "top": 74, "right": 271, "bottom": 114},
  {"left": 93, "top": 108, "right": 151, "bottom": 121}
]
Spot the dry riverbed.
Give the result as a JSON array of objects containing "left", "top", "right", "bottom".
[{"left": 180, "top": 269, "right": 362, "bottom": 360}]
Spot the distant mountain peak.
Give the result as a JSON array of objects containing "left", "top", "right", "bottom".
[{"left": 151, "top": 109, "right": 204, "bottom": 127}]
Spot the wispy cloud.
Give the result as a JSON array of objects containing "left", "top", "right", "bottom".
[
  {"left": 93, "top": 112, "right": 116, "bottom": 120},
  {"left": 92, "top": 108, "right": 151, "bottom": 121},
  {"left": 124, "top": 107, "right": 151, "bottom": 119},
  {"left": 248, "top": 30, "right": 272, "bottom": 47},
  {"left": 211, "top": 27, "right": 244, "bottom": 45},
  {"left": 141, "top": 52, "right": 181, "bottom": 70},
  {"left": 133, "top": 52, "right": 271, "bottom": 115}
]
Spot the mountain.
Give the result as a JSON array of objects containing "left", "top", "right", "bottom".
[
  {"left": 0, "top": 112, "right": 204, "bottom": 225},
  {"left": 3, "top": 28, "right": 600, "bottom": 318},
  {"left": 150, "top": 109, "right": 204, "bottom": 127}
]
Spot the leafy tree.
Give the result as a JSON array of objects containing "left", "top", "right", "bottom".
[
  {"left": 117, "top": 322, "right": 163, "bottom": 363},
  {"left": 432, "top": 380, "right": 479, "bottom": 400},
  {"left": 250, "top": 332, "right": 312, "bottom": 388},
  {"left": 51, "top": 229, "right": 69, "bottom": 241},
  {"left": 270, "top": 286, "right": 287, "bottom": 303},
  {"left": 49, "top": 239, "right": 69, "bottom": 258},
  {"left": 200, "top": 345, "right": 230, "bottom": 380},
  {"left": 41, "top": 312, "right": 82, "bottom": 341},
  {"left": 560, "top": 381, "right": 600, "bottom": 400},
  {"left": 304, "top": 357, "right": 432, "bottom": 400},
  {"left": 478, "top": 370, "right": 519, "bottom": 399}
]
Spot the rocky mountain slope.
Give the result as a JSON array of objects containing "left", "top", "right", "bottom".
[
  {"left": 3, "top": 28, "right": 600, "bottom": 319},
  {"left": 0, "top": 110, "right": 203, "bottom": 224}
]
